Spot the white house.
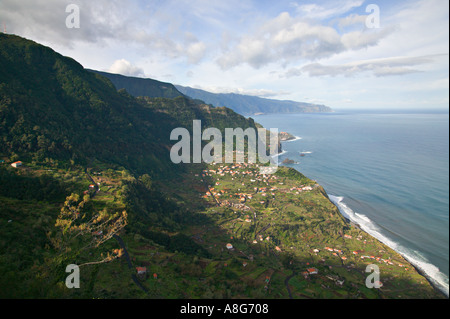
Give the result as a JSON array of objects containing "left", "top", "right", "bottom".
[
  {"left": 11, "top": 161, "right": 22, "bottom": 168},
  {"left": 307, "top": 268, "right": 319, "bottom": 275}
]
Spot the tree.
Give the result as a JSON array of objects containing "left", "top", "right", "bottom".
[
  {"left": 51, "top": 193, "right": 127, "bottom": 268},
  {"left": 139, "top": 174, "right": 153, "bottom": 190}
]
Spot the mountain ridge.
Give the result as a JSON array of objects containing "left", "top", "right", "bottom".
[
  {"left": 82, "top": 69, "right": 333, "bottom": 116},
  {"left": 175, "top": 84, "right": 334, "bottom": 115},
  {"left": 88, "top": 69, "right": 186, "bottom": 100}
]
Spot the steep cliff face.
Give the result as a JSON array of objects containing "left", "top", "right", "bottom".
[
  {"left": 88, "top": 70, "right": 186, "bottom": 99},
  {"left": 176, "top": 85, "right": 334, "bottom": 116}
]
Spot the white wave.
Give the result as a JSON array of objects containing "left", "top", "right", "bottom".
[
  {"left": 283, "top": 136, "right": 302, "bottom": 142},
  {"left": 271, "top": 150, "right": 287, "bottom": 158},
  {"left": 328, "top": 194, "right": 449, "bottom": 297},
  {"left": 300, "top": 151, "right": 313, "bottom": 154},
  {"left": 354, "top": 212, "right": 372, "bottom": 224}
]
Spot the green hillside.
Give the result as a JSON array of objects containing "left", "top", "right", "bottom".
[
  {"left": 88, "top": 70, "right": 185, "bottom": 100},
  {"left": 0, "top": 34, "right": 174, "bottom": 177},
  {"left": 0, "top": 34, "right": 443, "bottom": 299},
  {"left": 0, "top": 34, "right": 257, "bottom": 178}
]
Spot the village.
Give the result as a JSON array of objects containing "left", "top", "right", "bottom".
[{"left": 138, "top": 160, "right": 421, "bottom": 298}]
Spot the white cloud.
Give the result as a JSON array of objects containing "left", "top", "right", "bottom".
[
  {"left": 107, "top": 59, "right": 145, "bottom": 77},
  {"left": 282, "top": 54, "right": 448, "bottom": 78},
  {"left": 186, "top": 41, "right": 207, "bottom": 64},
  {"left": 341, "top": 27, "right": 396, "bottom": 50},
  {"left": 217, "top": 11, "right": 393, "bottom": 70},
  {"left": 290, "top": 0, "right": 364, "bottom": 20},
  {"left": 337, "top": 14, "right": 368, "bottom": 29},
  {"left": 0, "top": 0, "right": 209, "bottom": 65}
]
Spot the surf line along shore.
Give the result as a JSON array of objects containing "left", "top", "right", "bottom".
[{"left": 276, "top": 130, "right": 448, "bottom": 298}]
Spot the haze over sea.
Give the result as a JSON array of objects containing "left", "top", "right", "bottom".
[{"left": 255, "top": 110, "right": 449, "bottom": 296}]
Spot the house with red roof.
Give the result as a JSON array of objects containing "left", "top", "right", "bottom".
[
  {"left": 136, "top": 267, "right": 147, "bottom": 279},
  {"left": 307, "top": 268, "right": 319, "bottom": 275},
  {"left": 11, "top": 161, "right": 22, "bottom": 168}
]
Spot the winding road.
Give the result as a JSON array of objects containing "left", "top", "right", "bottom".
[
  {"left": 284, "top": 272, "right": 296, "bottom": 299},
  {"left": 113, "top": 234, "right": 149, "bottom": 294}
]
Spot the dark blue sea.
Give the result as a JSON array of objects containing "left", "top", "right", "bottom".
[{"left": 254, "top": 110, "right": 449, "bottom": 296}]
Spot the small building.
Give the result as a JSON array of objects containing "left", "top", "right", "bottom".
[
  {"left": 136, "top": 267, "right": 147, "bottom": 274},
  {"left": 11, "top": 161, "right": 22, "bottom": 168},
  {"left": 275, "top": 246, "right": 281, "bottom": 252},
  {"left": 136, "top": 267, "right": 147, "bottom": 279},
  {"left": 307, "top": 268, "right": 319, "bottom": 275},
  {"left": 226, "top": 243, "right": 233, "bottom": 250},
  {"left": 336, "top": 279, "right": 345, "bottom": 286}
]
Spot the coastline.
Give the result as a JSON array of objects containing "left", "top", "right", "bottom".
[
  {"left": 332, "top": 197, "right": 448, "bottom": 298},
  {"left": 328, "top": 194, "right": 449, "bottom": 298},
  {"left": 276, "top": 136, "right": 449, "bottom": 298}
]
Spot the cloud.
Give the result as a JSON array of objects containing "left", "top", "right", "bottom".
[
  {"left": 186, "top": 41, "right": 207, "bottom": 64},
  {"left": 290, "top": 0, "right": 364, "bottom": 20},
  {"left": 107, "top": 59, "right": 145, "bottom": 77},
  {"left": 282, "top": 54, "right": 448, "bottom": 78},
  {"left": 0, "top": 0, "right": 207, "bottom": 64},
  {"left": 336, "top": 13, "right": 368, "bottom": 29},
  {"left": 192, "top": 85, "right": 291, "bottom": 98},
  {"left": 0, "top": 0, "right": 127, "bottom": 47},
  {"left": 216, "top": 11, "right": 393, "bottom": 70},
  {"left": 341, "top": 27, "right": 396, "bottom": 50}
]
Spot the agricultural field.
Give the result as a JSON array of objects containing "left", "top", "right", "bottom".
[{"left": 0, "top": 160, "right": 442, "bottom": 299}]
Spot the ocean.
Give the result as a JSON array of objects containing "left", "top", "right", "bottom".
[{"left": 254, "top": 110, "right": 449, "bottom": 297}]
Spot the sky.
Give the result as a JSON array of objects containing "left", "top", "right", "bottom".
[{"left": 0, "top": 0, "right": 449, "bottom": 110}]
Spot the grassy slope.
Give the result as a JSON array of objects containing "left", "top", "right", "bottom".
[{"left": 78, "top": 163, "right": 442, "bottom": 299}]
